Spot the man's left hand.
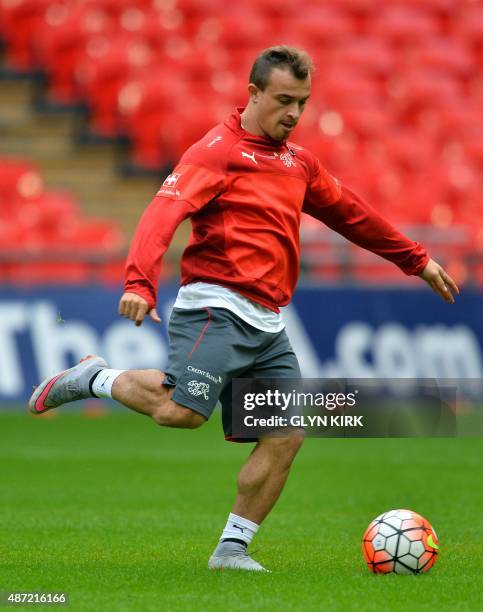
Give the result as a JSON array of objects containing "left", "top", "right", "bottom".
[{"left": 419, "top": 258, "right": 459, "bottom": 304}]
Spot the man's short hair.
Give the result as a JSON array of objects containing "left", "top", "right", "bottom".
[{"left": 249, "top": 46, "right": 314, "bottom": 90}]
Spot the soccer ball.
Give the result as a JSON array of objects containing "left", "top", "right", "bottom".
[{"left": 362, "top": 509, "right": 439, "bottom": 574}]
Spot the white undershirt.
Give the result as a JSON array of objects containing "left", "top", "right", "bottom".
[{"left": 173, "top": 282, "right": 285, "bottom": 333}]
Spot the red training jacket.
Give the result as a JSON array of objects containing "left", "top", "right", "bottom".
[{"left": 125, "top": 108, "right": 429, "bottom": 312}]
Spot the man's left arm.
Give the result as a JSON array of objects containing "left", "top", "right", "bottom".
[{"left": 302, "top": 162, "right": 459, "bottom": 303}]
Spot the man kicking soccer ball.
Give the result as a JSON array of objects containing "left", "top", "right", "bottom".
[{"left": 29, "top": 46, "right": 458, "bottom": 572}]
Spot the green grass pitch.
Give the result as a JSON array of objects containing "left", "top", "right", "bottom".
[{"left": 1, "top": 409, "right": 482, "bottom": 611}]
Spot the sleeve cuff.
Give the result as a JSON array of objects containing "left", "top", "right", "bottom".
[
  {"left": 402, "top": 252, "right": 430, "bottom": 276},
  {"left": 123, "top": 283, "right": 156, "bottom": 310}
]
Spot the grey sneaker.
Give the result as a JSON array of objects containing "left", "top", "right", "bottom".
[
  {"left": 208, "top": 541, "right": 270, "bottom": 572},
  {"left": 29, "top": 355, "right": 108, "bottom": 414}
]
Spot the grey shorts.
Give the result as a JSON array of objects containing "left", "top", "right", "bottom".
[{"left": 163, "top": 307, "right": 301, "bottom": 442}]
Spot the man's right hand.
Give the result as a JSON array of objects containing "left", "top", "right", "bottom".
[{"left": 118, "top": 292, "right": 161, "bottom": 326}]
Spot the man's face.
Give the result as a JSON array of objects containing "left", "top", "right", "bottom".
[{"left": 249, "top": 67, "right": 311, "bottom": 141}]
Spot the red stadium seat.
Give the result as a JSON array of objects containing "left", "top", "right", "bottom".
[
  {"left": 33, "top": 3, "right": 116, "bottom": 104},
  {"left": 328, "top": 0, "right": 379, "bottom": 15},
  {"left": 127, "top": 8, "right": 190, "bottom": 50},
  {"left": 205, "top": 15, "right": 271, "bottom": 50},
  {"left": 340, "top": 107, "right": 394, "bottom": 138},
  {"left": 76, "top": 35, "right": 156, "bottom": 137},
  {"left": 422, "top": 104, "right": 483, "bottom": 140},
  {"left": 330, "top": 38, "right": 397, "bottom": 78},
  {"left": 388, "top": 69, "right": 463, "bottom": 120},
  {"left": 300, "top": 216, "right": 346, "bottom": 281},
  {"left": 13, "top": 190, "right": 80, "bottom": 236},
  {"left": 350, "top": 247, "right": 416, "bottom": 284},
  {"left": 98, "top": 260, "right": 127, "bottom": 285},
  {"left": 378, "top": 166, "right": 448, "bottom": 225},
  {"left": 0, "top": 0, "right": 51, "bottom": 71},
  {"left": 313, "top": 74, "right": 392, "bottom": 142},
  {"left": 0, "top": 215, "right": 88, "bottom": 284},
  {"left": 0, "top": 218, "right": 22, "bottom": 279},
  {"left": 453, "top": 4, "right": 483, "bottom": 45},
  {"left": 0, "top": 157, "right": 125, "bottom": 283},
  {"left": 5, "top": 261, "right": 91, "bottom": 284},
  {"left": 455, "top": 195, "right": 483, "bottom": 231},
  {"left": 175, "top": 0, "right": 226, "bottom": 20},
  {"left": 249, "top": 0, "right": 297, "bottom": 19},
  {"left": 402, "top": 0, "right": 459, "bottom": 14},
  {"left": 402, "top": 38, "right": 474, "bottom": 77},
  {"left": 443, "top": 159, "right": 481, "bottom": 203},
  {"left": 462, "top": 129, "right": 483, "bottom": 166},
  {"left": 0, "top": 0, "right": 6, "bottom": 38},
  {"left": 0, "top": 217, "right": 29, "bottom": 252},
  {"left": 370, "top": 6, "right": 440, "bottom": 43},
  {"left": 290, "top": 7, "right": 357, "bottom": 48},
  {"left": 315, "top": 69, "right": 382, "bottom": 108},
  {"left": 453, "top": 5, "right": 483, "bottom": 68},
  {"left": 377, "top": 129, "right": 438, "bottom": 170},
  {"left": 299, "top": 127, "right": 360, "bottom": 176},
  {"left": 118, "top": 71, "right": 194, "bottom": 169},
  {"left": 58, "top": 219, "right": 124, "bottom": 252},
  {"left": 0, "top": 158, "right": 44, "bottom": 206}
]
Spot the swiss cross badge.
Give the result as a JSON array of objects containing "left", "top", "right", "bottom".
[
  {"left": 163, "top": 173, "right": 181, "bottom": 187},
  {"left": 280, "top": 152, "right": 296, "bottom": 168}
]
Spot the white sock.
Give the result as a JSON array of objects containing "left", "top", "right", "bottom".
[
  {"left": 220, "top": 512, "right": 259, "bottom": 546},
  {"left": 91, "top": 369, "right": 125, "bottom": 399}
]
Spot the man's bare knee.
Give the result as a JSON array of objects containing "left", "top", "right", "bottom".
[
  {"left": 152, "top": 399, "right": 206, "bottom": 429},
  {"left": 279, "top": 433, "right": 304, "bottom": 457},
  {"left": 260, "top": 431, "right": 304, "bottom": 465},
  {"left": 183, "top": 410, "right": 206, "bottom": 429}
]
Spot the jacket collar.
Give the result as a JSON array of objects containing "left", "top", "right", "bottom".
[{"left": 225, "top": 107, "right": 288, "bottom": 147}]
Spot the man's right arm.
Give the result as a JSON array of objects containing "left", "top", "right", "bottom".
[
  {"left": 120, "top": 197, "right": 194, "bottom": 325},
  {"left": 120, "top": 163, "right": 226, "bottom": 325}
]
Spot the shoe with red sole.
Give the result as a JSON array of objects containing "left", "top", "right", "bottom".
[{"left": 29, "top": 355, "right": 108, "bottom": 414}]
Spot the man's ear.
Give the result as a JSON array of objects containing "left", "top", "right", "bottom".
[{"left": 247, "top": 83, "right": 259, "bottom": 103}]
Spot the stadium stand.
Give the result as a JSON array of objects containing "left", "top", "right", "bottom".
[
  {"left": 0, "top": 0, "right": 481, "bottom": 284},
  {"left": 0, "top": 156, "right": 126, "bottom": 283}
]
